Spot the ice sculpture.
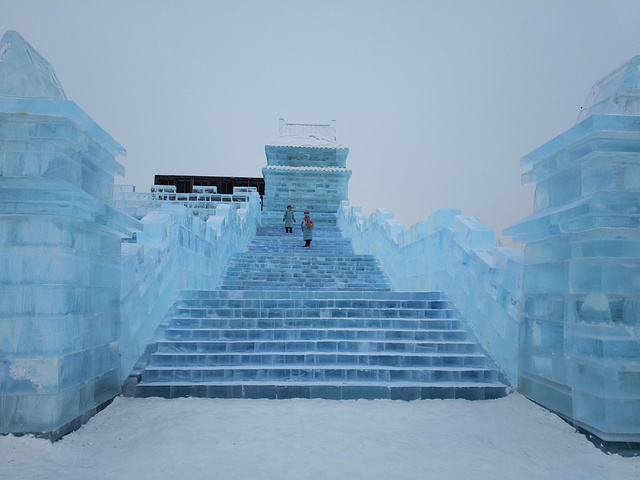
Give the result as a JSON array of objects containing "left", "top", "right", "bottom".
[
  {"left": 0, "top": 30, "right": 66, "bottom": 100},
  {"left": 505, "top": 55, "right": 640, "bottom": 442},
  {"left": 576, "top": 56, "right": 640, "bottom": 122},
  {"left": 0, "top": 31, "right": 140, "bottom": 436},
  {"left": 262, "top": 118, "right": 352, "bottom": 214}
]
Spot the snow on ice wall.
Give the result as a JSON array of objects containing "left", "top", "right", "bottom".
[
  {"left": 504, "top": 56, "right": 640, "bottom": 441},
  {"left": 338, "top": 204, "right": 523, "bottom": 383}
]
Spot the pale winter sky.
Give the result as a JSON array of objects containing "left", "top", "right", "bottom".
[{"left": 3, "top": 1, "right": 640, "bottom": 244}]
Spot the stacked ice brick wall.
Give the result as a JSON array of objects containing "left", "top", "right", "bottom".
[
  {"left": 262, "top": 118, "right": 352, "bottom": 214},
  {"left": 0, "top": 31, "right": 140, "bottom": 436},
  {"left": 338, "top": 204, "right": 523, "bottom": 382},
  {"left": 504, "top": 56, "right": 640, "bottom": 442},
  {"left": 119, "top": 199, "right": 260, "bottom": 388}
]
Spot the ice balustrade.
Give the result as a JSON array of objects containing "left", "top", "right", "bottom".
[
  {"left": 113, "top": 184, "right": 259, "bottom": 220},
  {"left": 338, "top": 204, "right": 523, "bottom": 383}
]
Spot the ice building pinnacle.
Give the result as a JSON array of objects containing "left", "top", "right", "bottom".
[
  {"left": 0, "top": 30, "right": 66, "bottom": 99},
  {"left": 576, "top": 55, "right": 640, "bottom": 123},
  {"left": 268, "top": 118, "right": 342, "bottom": 148}
]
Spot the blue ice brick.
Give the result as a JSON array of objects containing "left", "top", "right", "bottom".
[
  {"left": 410, "top": 221, "right": 430, "bottom": 242},
  {"left": 427, "top": 208, "right": 461, "bottom": 233},
  {"left": 276, "top": 385, "right": 310, "bottom": 399},
  {"left": 454, "top": 216, "right": 495, "bottom": 253},
  {"left": 455, "top": 387, "right": 485, "bottom": 400}
]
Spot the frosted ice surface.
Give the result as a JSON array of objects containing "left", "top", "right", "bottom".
[
  {"left": 454, "top": 215, "right": 494, "bottom": 252},
  {"left": 578, "top": 293, "right": 612, "bottom": 323},
  {"left": 576, "top": 55, "right": 640, "bottom": 123},
  {"left": 267, "top": 118, "right": 343, "bottom": 148},
  {"left": 0, "top": 30, "right": 66, "bottom": 99},
  {"left": 428, "top": 208, "right": 461, "bottom": 233}
]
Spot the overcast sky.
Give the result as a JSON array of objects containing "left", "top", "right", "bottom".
[{"left": 3, "top": 0, "right": 640, "bottom": 244}]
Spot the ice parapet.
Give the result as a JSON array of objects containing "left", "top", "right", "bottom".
[{"left": 0, "top": 30, "right": 66, "bottom": 100}]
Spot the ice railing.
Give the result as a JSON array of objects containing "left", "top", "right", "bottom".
[
  {"left": 113, "top": 184, "right": 260, "bottom": 220},
  {"left": 337, "top": 202, "right": 523, "bottom": 383}
]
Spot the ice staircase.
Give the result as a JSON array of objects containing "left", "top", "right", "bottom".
[
  {"left": 221, "top": 226, "right": 393, "bottom": 291},
  {"left": 134, "top": 223, "right": 507, "bottom": 400}
]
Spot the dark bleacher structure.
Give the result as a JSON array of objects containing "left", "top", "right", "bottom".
[{"left": 154, "top": 174, "right": 265, "bottom": 196}]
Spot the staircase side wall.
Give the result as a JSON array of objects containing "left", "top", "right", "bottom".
[
  {"left": 118, "top": 199, "right": 260, "bottom": 387},
  {"left": 338, "top": 204, "right": 523, "bottom": 383}
]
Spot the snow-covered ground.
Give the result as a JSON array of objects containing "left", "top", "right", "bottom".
[{"left": 2, "top": 393, "right": 638, "bottom": 480}]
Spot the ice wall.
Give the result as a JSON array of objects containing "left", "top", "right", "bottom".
[
  {"left": 119, "top": 198, "right": 260, "bottom": 386},
  {"left": 338, "top": 204, "right": 523, "bottom": 383},
  {"left": 0, "top": 31, "right": 140, "bottom": 435}
]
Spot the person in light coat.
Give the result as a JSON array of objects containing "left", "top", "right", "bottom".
[
  {"left": 283, "top": 205, "right": 296, "bottom": 233},
  {"left": 302, "top": 211, "right": 313, "bottom": 247}
]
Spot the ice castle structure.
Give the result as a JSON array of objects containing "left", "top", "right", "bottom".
[
  {"left": 0, "top": 31, "right": 261, "bottom": 437},
  {"left": 262, "top": 119, "right": 352, "bottom": 214},
  {"left": 0, "top": 31, "right": 141, "bottom": 434},
  {"left": 1, "top": 29, "right": 640, "bottom": 446},
  {"left": 504, "top": 56, "right": 640, "bottom": 442}
]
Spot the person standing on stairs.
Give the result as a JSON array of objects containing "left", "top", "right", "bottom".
[
  {"left": 302, "top": 211, "right": 313, "bottom": 247},
  {"left": 283, "top": 205, "right": 296, "bottom": 233}
]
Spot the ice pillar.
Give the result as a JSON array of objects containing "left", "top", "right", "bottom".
[
  {"left": 0, "top": 31, "right": 140, "bottom": 436},
  {"left": 505, "top": 56, "right": 640, "bottom": 442}
]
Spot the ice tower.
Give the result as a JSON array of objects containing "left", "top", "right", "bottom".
[
  {"left": 262, "top": 119, "right": 352, "bottom": 213},
  {"left": 0, "top": 31, "right": 139, "bottom": 436},
  {"left": 505, "top": 56, "right": 640, "bottom": 442}
]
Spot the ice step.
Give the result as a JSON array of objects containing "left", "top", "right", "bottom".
[
  {"left": 135, "top": 381, "right": 507, "bottom": 401},
  {"left": 132, "top": 219, "right": 509, "bottom": 402},
  {"left": 178, "top": 290, "right": 447, "bottom": 300},
  {"left": 176, "top": 298, "right": 450, "bottom": 309},
  {"left": 142, "top": 364, "right": 499, "bottom": 384},
  {"left": 155, "top": 339, "right": 478, "bottom": 354},
  {"left": 175, "top": 307, "right": 452, "bottom": 319},
  {"left": 170, "top": 317, "right": 462, "bottom": 331},
  {"left": 164, "top": 327, "right": 469, "bottom": 341},
  {"left": 148, "top": 351, "right": 489, "bottom": 368}
]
